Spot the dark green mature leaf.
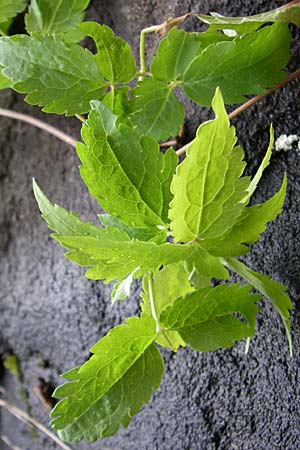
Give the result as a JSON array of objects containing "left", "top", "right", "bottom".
[
  {"left": 80, "top": 22, "right": 137, "bottom": 84},
  {"left": 151, "top": 27, "right": 231, "bottom": 83},
  {"left": 0, "top": 35, "right": 106, "bottom": 115},
  {"left": 129, "top": 78, "right": 185, "bottom": 141},
  {"left": 51, "top": 316, "right": 164, "bottom": 442},
  {"left": 78, "top": 100, "right": 178, "bottom": 228},
  {"left": 25, "top": 0, "right": 89, "bottom": 42},
  {"left": 142, "top": 261, "right": 194, "bottom": 350},
  {"left": 223, "top": 257, "right": 293, "bottom": 355},
  {"left": 201, "top": 174, "right": 287, "bottom": 257},
  {"left": 198, "top": 3, "right": 300, "bottom": 34},
  {"left": 182, "top": 23, "right": 291, "bottom": 106},
  {"left": 169, "top": 88, "right": 249, "bottom": 243},
  {"left": 160, "top": 284, "right": 259, "bottom": 351},
  {"left": 0, "top": 0, "right": 26, "bottom": 22}
]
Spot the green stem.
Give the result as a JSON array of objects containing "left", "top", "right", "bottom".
[
  {"left": 139, "top": 25, "right": 159, "bottom": 80},
  {"left": 148, "top": 272, "right": 161, "bottom": 333}
]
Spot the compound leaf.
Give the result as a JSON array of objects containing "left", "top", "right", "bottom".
[
  {"left": 198, "top": 3, "right": 300, "bottom": 34},
  {"left": 0, "top": 35, "right": 106, "bottom": 115},
  {"left": 160, "top": 283, "right": 259, "bottom": 351},
  {"left": 80, "top": 21, "right": 137, "bottom": 84},
  {"left": 25, "top": 0, "right": 89, "bottom": 42},
  {"left": 223, "top": 257, "right": 293, "bottom": 355},
  {"left": 78, "top": 100, "right": 178, "bottom": 228},
  {"left": 129, "top": 78, "right": 185, "bottom": 141},
  {"left": 51, "top": 316, "right": 164, "bottom": 442},
  {"left": 169, "top": 88, "right": 249, "bottom": 242},
  {"left": 0, "top": 0, "right": 26, "bottom": 22},
  {"left": 142, "top": 261, "right": 194, "bottom": 350},
  {"left": 182, "top": 23, "right": 291, "bottom": 106}
]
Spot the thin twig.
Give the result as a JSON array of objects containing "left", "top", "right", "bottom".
[
  {"left": 0, "top": 108, "right": 77, "bottom": 148},
  {"left": 160, "top": 139, "right": 178, "bottom": 148},
  {"left": 176, "top": 68, "right": 300, "bottom": 157},
  {"left": 1, "top": 435, "right": 24, "bottom": 450},
  {"left": 0, "top": 399, "right": 72, "bottom": 450}
]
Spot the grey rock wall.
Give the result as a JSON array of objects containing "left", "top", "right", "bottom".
[{"left": 1, "top": 1, "right": 300, "bottom": 449}]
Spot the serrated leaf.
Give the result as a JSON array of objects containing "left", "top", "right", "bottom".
[
  {"left": 80, "top": 22, "right": 137, "bottom": 84},
  {"left": 223, "top": 257, "right": 293, "bottom": 355},
  {"left": 242, "top": 125, "right": 274, "bottom": 204},
  {"left": 142, "top": 261, "right": 194, "bottom": 350},
  {"left": 59, "top": 234, "right": 190, "bottom": 282},
  {"left": 169, "top": 88, "right": 250, "bottom": 243},
  {"left": 198, "top": 3, "right": 300, "bottom": 34},
  {"left": 102, "top": 86, "right": 130, "bottom": 124},
  {"left": 201, "top": 174, "right": 287, "bottom": 257},
  {"left": 0, "top": 35, "right": 106, "bottom": 115},
  {"left": 111, "top": 267, "right": 140, "bottom": 304},
  {"left": 129, "top": 78, "right": 185, "bottom": 141},
  {"left": 99, "top": 214, "right": 167, "bottom": 244},
  {"left": 0, "top": 0, "right": 26, "bottom": 22},
  {"left": 0, "top": 18, "right": 12, "bottom": 36},
  {"left": 151, "top": 27, "right": 231, "bottom": 83},
  {"left": 78, "top": 100, "right": 178, "bottom": 228},
  {"left": 25, "top": 0, "right": 89, "bottom": 42},
  {"left": 0, "top": 71, "right": 11, "bottom": 89},
  {"left": 182, "top": 23, "right": 291, "bottom": 106},
  {"left": 160, "top": 284, "right": 259, "bottom": 351},
  {"left": 51, "top": 315, "right": 164, "bottom": 442}
]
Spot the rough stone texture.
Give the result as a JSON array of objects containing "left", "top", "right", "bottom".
[{"left": 1, "top": 1, "right": 300, "bottom": 449}]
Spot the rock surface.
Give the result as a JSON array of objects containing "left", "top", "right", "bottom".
[{"left": 1, "top": 1, "right": 300, "bottom": 449}]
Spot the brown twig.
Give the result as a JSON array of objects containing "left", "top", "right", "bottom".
[
  {"left": 176, "top": 68, "right": 300, "bottom": 157},
  {"left": 0, "top": 399, "right": 72, "bottom": 450},
  {"left": 0, "top": 107, "right": 77, "bottom": 148}
]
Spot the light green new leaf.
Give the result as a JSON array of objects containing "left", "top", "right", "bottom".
[
  {"left": 0, "top": 0, "right": 26, "bottom": 22},
  {"left": 0, "top": 18, "right": 12, "bottom": 36},
  {"left": 201, "top": 174, "right": 287, "bottom": 257},
  {"left": 102, "top": 86, "right": 130, "bottom": 125},
  {"left": 59, "top": 234, "right": 190, "bottom": 282},
  {"left": 0, "top": 71, "right": 11, "bottom": 89},
  {"left": 169, "top": 88, "right": 250, "bottom": 243},
  {"left": 25, "top": 0, "right": 89, "bottom": 42},
  {"left": 160, "top": 284, "right": 259, "bottom": 352},
  {"left": 78, "top": 100, "right": 178, "bottom": 228},
  {"left": 51, "top": 316, "right": 164, "bottom": 442},
  {"left": 142, "top": 261, "right": 194, "bottom": 350},
  {"left": 242, "top": 126, "right": 274, "bottom": 204},
  {"left": 223, "top": 257, "right": 293, "bottom": 355},
  {"left": 151, "top": 27, "right": 231, "bottom": 83},
  {"left": 129, "top": 78, "right": 185, "bottom": 141},
  {"left": 182, "top": 23, "right": 291, "bottom": 106},
  {"left": 111, "top": 267, "right": 140, "bottom": 304},
  {"left": 80, "top": 22, "right": 137, "bottom": 84},
  {"left": 198, "top": 3, "right": 300, "bottom": 34},
  {"left": 0, "top": 35, "right": 106, "bottom": 115}
]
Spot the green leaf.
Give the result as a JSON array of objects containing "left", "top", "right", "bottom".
[
  {"left": 160, "top": 284, "right": 259, "bottom": 351},
  {"left": 198, "top": 3, "right": 300, "bottom": 34},
  {"left": 151, "top": 27, "right": 231, "bottom": 83},
  {"left": 99, "top": 214, "right": 167, "bottom": 244},
  {"left": 51, "top": 315, "right": 164, "bottom": 442},
  {"left": 111, "top": 267, "right": 140, "bottom": 304},
  {"left": 80, "top": 22, "right": 137, "bottom": 84},
  {"left": 78, "top": 100, "right": 178, "bottom": 228},
  {"left": 169, "top": 88, "right": 250, "bottom": 243},
  {"left": 129, "top": 78, "right": 185, "bottom": 141},
  {"left": 142, "top": 261, "right": 194, "bottom": 350},
  {"left": 25, "top": 0, "right": 89, "bottom": 42},
  {"left": 201, "top": 174, "right": 287, "bottom": 257},
  {"left": 0, "top": 0, "right": 26, "bottom": 22},
  {"left": 242, "top": 125, "right": 274, "bottom": 205},
  {"left": 182, "top": 23, "right": 291, "bottom": 106},
  {"left": 0, "top": 35, "right": 106, "bottom": 115},
  {"left": 0, "top": 71, "right": 12, "bottom": 89},
  {"left": 59, "top": 234, "right": 190, "bottom": 282},
  {"left": 102, "top": 86, "right": 130, "bottom": 125},
  {"left": 0, "top": 18, "right": 13, "bottom": 36},
  {"left": 223, "top": 257, "right": 293, "bottom": 355}
]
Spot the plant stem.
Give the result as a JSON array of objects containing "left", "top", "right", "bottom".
[
  {"left": 244, "top": 337, "right": 251, "bottom": 355},
  {"left": 0, "top": 399, "right": 72, "bottom": 450},
  {"left": 148, "top": 272, "right": 161, "bottom": 333},
  {"left": 0, "top": 107, "right": 77, "bottom": 148},
  {"left": 139, "top": 25, "right": 159, "bottom": 80},
  {"left": 176, "top": 68, "right": 300, "bottom": 157}
]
